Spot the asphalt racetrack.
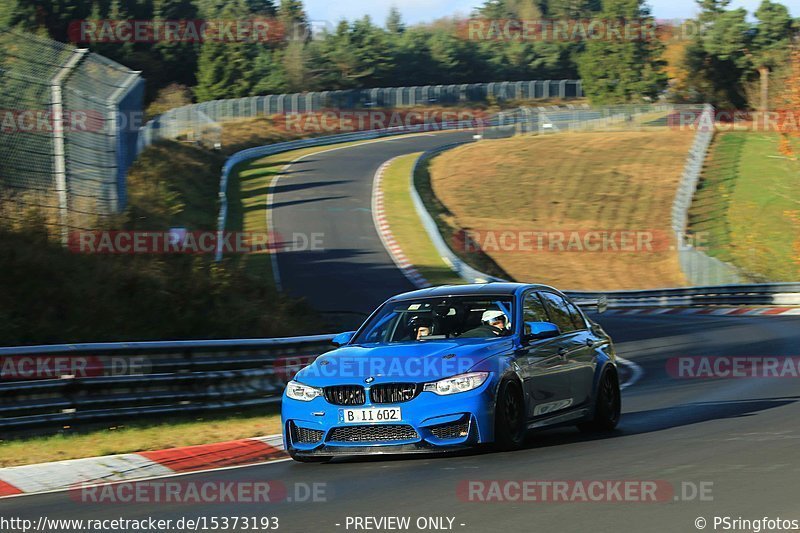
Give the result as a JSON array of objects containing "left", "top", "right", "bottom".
[
  {"left": 4, "top": 133, "right": 799, "bottom": 533},
  {"left": 3, "top": 314, "right": 799, "bottom": 532}
]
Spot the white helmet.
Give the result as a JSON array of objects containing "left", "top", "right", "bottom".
[{"left": 482, "top": 310, "right": 509, "bottom": 328}]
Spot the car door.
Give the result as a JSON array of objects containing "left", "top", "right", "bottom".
[
  {"left": 561, "top": 297, "right": 600, "bottom": 408},
  {"left": 517, "top": 291, "right": 573, "bottom": 420},
  {"left": 537, "top": 291, "right": 587, "bottom": 413}
]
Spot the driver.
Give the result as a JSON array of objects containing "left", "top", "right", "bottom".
[
  {"left": 416, "top": 325, "right": 431, "bottom": 340},
  {"left": 407, "top": 315, "right": 433, "bottom": 340},
  {"left": 460, "top": 310, "right": 511, "bottom": 337}
]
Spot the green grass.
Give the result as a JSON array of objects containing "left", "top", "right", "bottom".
[
  {"left": 381, "top": 153, "right": 464, "bottom": 286},
  {"left": 689, "top": 132, "right": 800, "bottom": 281},
  {"left": 0, "top": 409, "right": 282, "bottom": 468}
]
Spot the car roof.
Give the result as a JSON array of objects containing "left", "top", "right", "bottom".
[{"left": 388, "top": 282, "right": 558, "bottom": 301}]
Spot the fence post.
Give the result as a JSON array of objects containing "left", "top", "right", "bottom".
[
  {"left": 51, "top": 48, "right": 88, "bottom": 246},
  {"left": 107, "top": 73, "right": 143, "bottom": 213}
]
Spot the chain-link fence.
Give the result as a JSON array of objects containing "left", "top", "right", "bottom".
[
  {"left": 137, "top": 80, "right": 583, "bottom": 152},
  {"left": 485, "top": 103, "right": 699, "bottom": 137},
  {"left": 447, "top": 102, "right": 746, "bottom": 286},
  {"left": 0, "top": 27, "right": 144, "bottom": 241},
  {"left": 671, "top": 104, "right": 745, "bottom": 285}
]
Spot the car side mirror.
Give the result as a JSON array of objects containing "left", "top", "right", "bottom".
[
  {"left": 522, "top": 322, "right": 560, "bottom": 344},
  {"left": 331, "top": 331, "right": 356, "bottom": 347}
]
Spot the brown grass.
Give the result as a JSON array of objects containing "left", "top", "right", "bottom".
[{"left": 429, "top": 131, "right": 695, "bottom": 290}]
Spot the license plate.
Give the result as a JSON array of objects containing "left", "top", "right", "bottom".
[{"left": 341, "top": 407, "right": 402, "bottom": 424}]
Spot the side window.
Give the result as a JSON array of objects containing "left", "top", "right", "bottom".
[
  {"left": 565, "top": 299, "right": 587, "bottom": 330},
  {"left": 539, "top": 292, "right": 576, "bottom": 334},
  {"left": 522, "top": 292, "right": 549, "bottom": 325}
]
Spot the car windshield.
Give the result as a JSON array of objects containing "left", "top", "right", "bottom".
[{"left": 352, "top": 296, "right": 515, "bottom": 344}]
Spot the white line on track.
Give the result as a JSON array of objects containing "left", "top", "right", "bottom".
[{"left": 617, "top": 356, "right": 644, "bottom": 390}]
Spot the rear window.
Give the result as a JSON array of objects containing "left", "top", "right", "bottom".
[{"left": 538, "top": 292, "right": 576, "bottom": 334}]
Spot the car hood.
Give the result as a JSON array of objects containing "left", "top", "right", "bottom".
[{"left": 294, "top": 337, "right": 513, "bottom": 386}]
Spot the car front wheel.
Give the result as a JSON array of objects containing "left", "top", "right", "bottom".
[{"left": 493, "top": 378, "right": 526, "bottom": 451}]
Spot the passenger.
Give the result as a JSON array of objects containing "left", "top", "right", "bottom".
[{"left": 460, "top": 310, "right": 511, "bottom": 337}]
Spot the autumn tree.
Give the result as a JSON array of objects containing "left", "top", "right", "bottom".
[
  {"left": 751, "top": 0, "right": 794, "bottom": 111},
  {"left": 778, "top": 47, "right": 800, "bottom": 158}
]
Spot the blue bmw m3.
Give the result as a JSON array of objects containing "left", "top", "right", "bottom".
[{"left": 282, "top": 283, "right": 621, "bottom": 462}]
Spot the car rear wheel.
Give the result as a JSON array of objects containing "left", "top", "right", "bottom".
[
  {"left": 493, "top": 378, "right": 526, "bottom": 451},
  {"left": 577, "top": 369, "right": 621, "bottom": 433}
]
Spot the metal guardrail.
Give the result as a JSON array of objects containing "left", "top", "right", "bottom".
[
  {"left": 0, "top": 284, "right": 798, "bottom": 431},
  {"left": 0, "top": 335, "right": 335, "bottom": 430},
  {"left": 566, "top": 283, "right": 800, "bottom": 308}
]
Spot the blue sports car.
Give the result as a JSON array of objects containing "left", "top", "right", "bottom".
[{"left": 282, "top": 283, "right": 620, "bottom": 462}]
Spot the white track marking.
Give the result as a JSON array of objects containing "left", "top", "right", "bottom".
[
  {"left": 371, "top": 157, "right": 430, "bottom": 288},
  {"left": 617, "top": 356, "right": 644, "bottom": 390},
  {"left": 0, "top": 457, "right": 295, "bottom": 500},
  {"left": 0, "top": 434, "right": 289, "bottom": 500}
]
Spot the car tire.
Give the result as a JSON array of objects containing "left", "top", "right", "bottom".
[
  {"left": 289, "top": 451, "right": 332, "bottom": 463},
  {"left": 577, "top": 368, "right": 621, "bottom": 433},
  {"left": 493, "top": 378, "right": 526, "bottom": 451}
]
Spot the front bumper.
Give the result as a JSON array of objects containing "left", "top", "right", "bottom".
[{"left": 282, "top": 380, "right": 495, "bottom": 457}]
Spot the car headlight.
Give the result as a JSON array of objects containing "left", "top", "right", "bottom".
[
  {"left": 286, "top": 380, "right": 323, "bottom": 401},
  {"left": 423, "top": 372, "right": 489, "bottom": 395}
]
